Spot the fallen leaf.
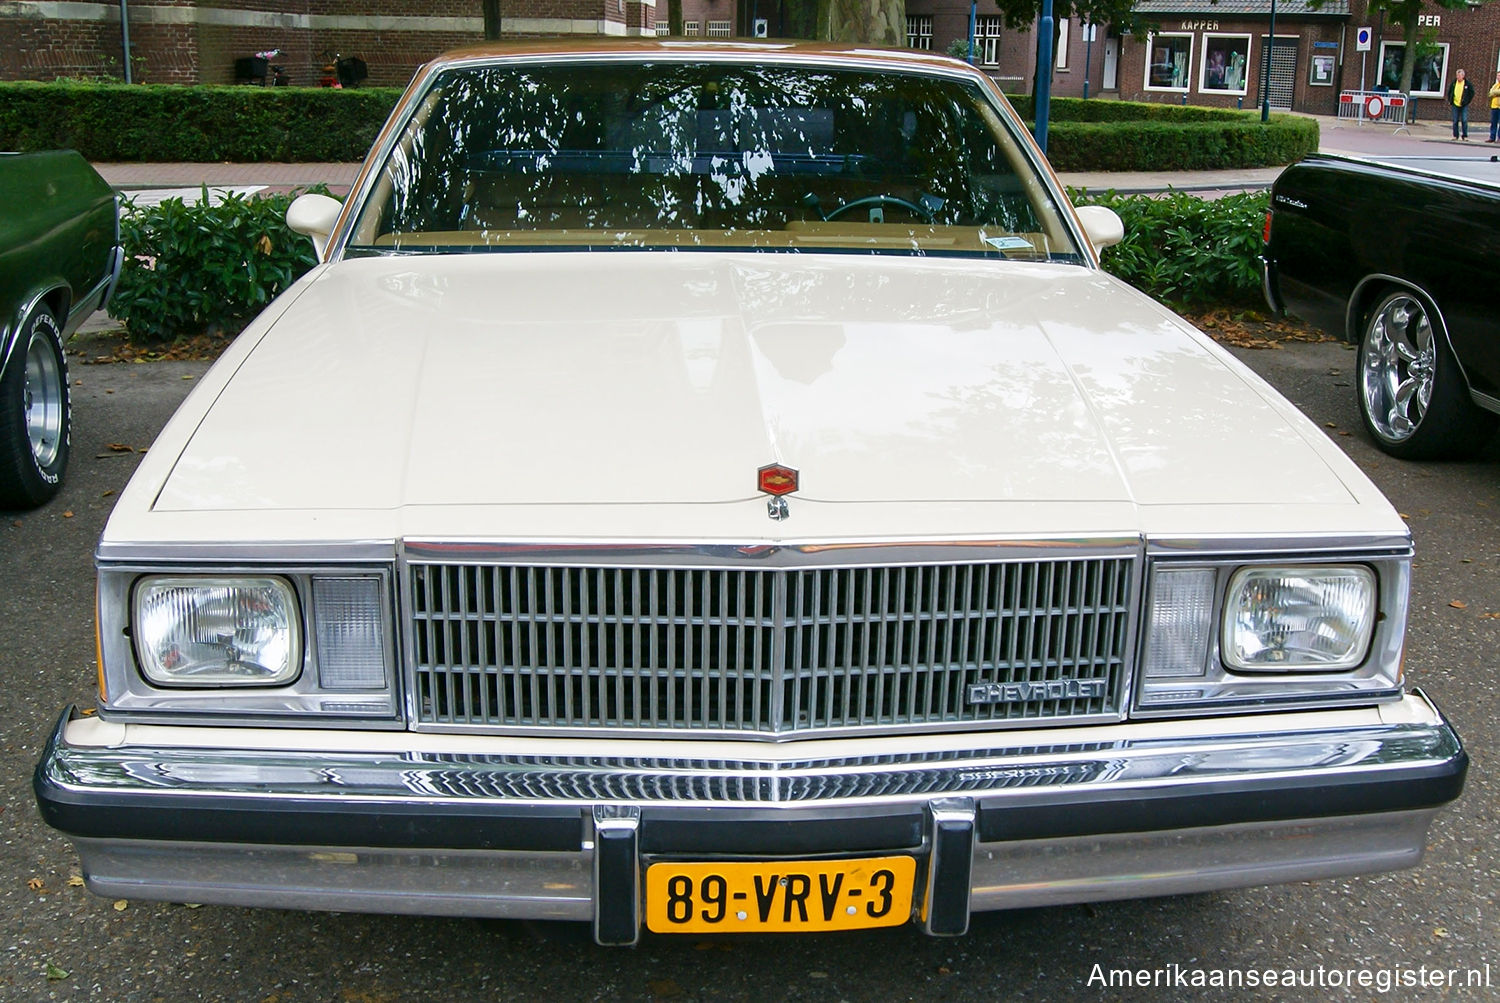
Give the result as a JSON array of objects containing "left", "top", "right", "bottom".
[
  {"left": 137, "top": 448, "right": 148, "bottom": 454},
  {"left": 102, "top": 490, "right": 115, "bottom": 498},
  {"left": 1480, "top": 612, "right": 1500, "bottom": 620},
  {"left": 113, "top": 899, "right": 129, "bottom": 911},
  {"left": 1323, "top": 422, "right": 1337, "bottom": 429},
  {"left": 67, "top": 876, "right": 85, "bottom": 888},
  {"left": 62, "top": 511, "right": 73, "bottom": 518},
  {"left": 182, "top": 375, "right": 194, "bottom": 381},
  {"left": 257, "top": 234, "right": 274, "bottom": 255},
  {"left": 938, "top": 966, "right": 954, "bottom": 975},
  {"left": 27, "top": 877, "right": 44, "bottom": 891},
  {"left": 1450, "top": 601, "right": 1468, "bottom": 609},
  {"left": 1434, "top": 926, "right": 1450, "bottom": 939},
  {"left": 80, "top": 707, "right": 96, "bottom": 716},
  {"left": 106, "top": 443, "right": 132, "bottom": 452},
  {"left": 45, "top": 963, "right": 69, "bottom": 982}
]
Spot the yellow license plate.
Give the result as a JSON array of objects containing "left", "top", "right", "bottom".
[{"left": 644, "top": 856, "right": 916, "bottom": 934}]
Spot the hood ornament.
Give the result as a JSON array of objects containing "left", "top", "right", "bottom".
[{"left": 758, "top": 463, "right": 797, "bottom": 522}]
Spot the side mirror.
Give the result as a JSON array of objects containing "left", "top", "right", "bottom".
[
  {"left": 286, "top": 193, "right": 344, "bottom": 260},
  {"left": 1074, "top": 204, "right": 1124, "bottom": 252}
]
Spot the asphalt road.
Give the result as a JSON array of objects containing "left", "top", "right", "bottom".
[{"left": 1, "top": 335, "right": 1496, "bottom": 1002}]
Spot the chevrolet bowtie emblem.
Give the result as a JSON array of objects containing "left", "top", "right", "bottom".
[{"left": 757, "top": 463, "right": 798, "bottom": 497}]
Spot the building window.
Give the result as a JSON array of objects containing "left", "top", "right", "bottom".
[
  {"left": 1056, "top": 19, "right": 1069, "bottom": 69},
  {"left": 683, "top": 20, "right": 699, "bottom": 36},
  {"left": 1379, "top": 40, "right": 1448, "bottom": 96},
  {"left": 707, "top": 20, "right": 732, "bottom": 37},
  {"left": 1145, "top": 32, "right": 1192, "bottom": 91},
  {"left": 906, "top": 15, "right": 933, "bottom": 50},
  {"left": 976, "top": 16, "right": 1003, "bottom": 67},
  {"left": 1199, "top": 34, "right": 1250, "bottom": 94},
  {"left": 655, "top": 22, "right": 669, "bottom": 36}
]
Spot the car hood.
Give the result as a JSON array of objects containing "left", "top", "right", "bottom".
[{"left": 151, "top": 253, "right": 1356, "bottom": 517}]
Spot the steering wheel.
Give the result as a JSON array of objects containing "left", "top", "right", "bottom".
[{"left": 820, "top": 194, "right": 937, "bottom": 224}]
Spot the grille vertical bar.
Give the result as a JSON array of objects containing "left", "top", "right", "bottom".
[{"left": 409, "top": 557, "right": 1133, "bottom": 736}]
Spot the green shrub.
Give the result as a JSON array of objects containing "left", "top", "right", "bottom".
[
  {"left": 1047, "top": 117, "right": 1317, "bottom": 171},
  {"left": 1001, "top": 97, "right": 1318, "bottom": 170},
  {"left": 1073, "top": 189, "right": 1269, "bottom": 310},
  {"left": 0, "top": 81, "right": 399, "bottom": 162},
  {"left": 1008, "top": 96, "right": 1246, "bottom": 122},
  {"left": 110, "top": 188, "right": 329, "bottom": 341}
]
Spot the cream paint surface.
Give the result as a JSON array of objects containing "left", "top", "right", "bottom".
[{"left": 144, "top": 253, "right": 1366, "bottom": 537}]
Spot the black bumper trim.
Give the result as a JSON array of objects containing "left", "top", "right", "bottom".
[
  {"left": 977, "top": 752, "right": 1468, "bottom": 844},
  {"left": 638, "top": 810, "right": 925, "bottom": 856}
]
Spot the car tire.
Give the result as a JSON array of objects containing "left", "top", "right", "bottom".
[
  {"left": 1357, "top": 290, "right": 1497, "bottom": 459},
  {"left": 0, "top": 306, "right": 71, "bottom": 509}
]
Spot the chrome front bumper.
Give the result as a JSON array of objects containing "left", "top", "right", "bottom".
[{"left": 35, "top": 694, "right": 1466, "bottom": 944}]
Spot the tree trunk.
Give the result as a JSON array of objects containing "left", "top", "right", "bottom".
[
  {"left": 816, "top": 0, "right": 905, "bottom": 44},
  {"left": 482, "top": 0, "right": 502, "bottom": 40},
  {"left": 669, "top": 0, "right": 683, "bottom": 35},
  {"left": 1397, "top": 18, "right": 1417, "bottom": 99},
  {"left": 1398, "top": 18, "right": 1417, "bottom": 122}
]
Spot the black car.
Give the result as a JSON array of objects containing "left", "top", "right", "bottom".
[{"left": 1263, "top": 153, "right": 1500, "bottom": 459}]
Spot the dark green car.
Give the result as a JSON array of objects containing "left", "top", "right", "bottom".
[{"left": 0, "top": 150, "right": 121, "bottom": 509}]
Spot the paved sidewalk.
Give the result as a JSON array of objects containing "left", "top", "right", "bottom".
[{"left": 92, "top": 113, "right": 1491, "bottom": 199}]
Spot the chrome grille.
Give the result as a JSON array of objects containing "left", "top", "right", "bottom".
[{"left": 407, "top": 557, "right": 1135, "bottom": 736}]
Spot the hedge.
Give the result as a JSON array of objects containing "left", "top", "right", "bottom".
[
  {"left": 0, "top": 82, "right": 1315, "bottom": 170},
  {"left": 1045, "top": 117, "right": 1318, "bottom": 171},
  {"left": 0, "top": 81, "right": 401, "bottom": 162}
]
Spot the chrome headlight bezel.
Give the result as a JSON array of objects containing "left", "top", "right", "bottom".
[
  {"left": 98, "top": 562, "right": 401, "bottom": 726},
  {"left": 1133, "top": 552, "right": 1407, "bottom": 716}
]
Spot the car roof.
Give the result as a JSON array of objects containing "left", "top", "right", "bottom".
[{"left": 423, "top": 38, "right": 972, "bottom": 73}]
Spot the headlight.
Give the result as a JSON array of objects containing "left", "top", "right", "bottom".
[
  {"left": 1136, "top": 557, "right": 1405, "bottom": 714},
  {"left": 134, "top": 576, "right": 301, "bottom": 687},
  {"left": 1222, "top": 566, "right": 1376, "bottom": 672}
]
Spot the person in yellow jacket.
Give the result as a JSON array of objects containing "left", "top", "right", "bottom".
[
  {"left": 1488, "top": 70, "right": 1500, "bottom": 142},
  {"left": 1449, "top": 68, "right": 1474, "bottom": 140}
]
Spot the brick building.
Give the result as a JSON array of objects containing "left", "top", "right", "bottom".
[
  {"left": 904, "top": 0, "right": 1500, "bottom": 117},
  {"left": 0, "top": 0, "right": 655, "bottom": 87},
  {"left": 5, "top": 0, "right": 1500, "bottom": 120}
]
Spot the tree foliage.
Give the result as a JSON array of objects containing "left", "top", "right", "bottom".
[
  {"left": 1368, "top": 0, "right": 1478, "bottom": 98},
  {"left": 988, "top": 0, "right": 1151, "bottom": 36}
]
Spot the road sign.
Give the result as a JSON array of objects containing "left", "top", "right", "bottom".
[{"left": 1356, "top": 27, "right": 1372, "bottom": 52}]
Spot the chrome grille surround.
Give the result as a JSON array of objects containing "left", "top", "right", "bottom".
[{"left": 402, "top": 544, "right": 1140, "bottom": 739}]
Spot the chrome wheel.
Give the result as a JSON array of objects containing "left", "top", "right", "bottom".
[
  {"left": 23, "top": 323, "right": 66, "bottom": 469},
  {"left": 0, "top": 306, "right": 70, "bottom": 509},
  {"left": 1360, "top": 293, "right": 1434, "bottom": 444}
]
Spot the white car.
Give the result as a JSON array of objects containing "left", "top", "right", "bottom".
[{"left": 36, "top": 41, "right": 1465, "bottom": 944}]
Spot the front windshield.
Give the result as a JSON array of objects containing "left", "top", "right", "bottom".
[{"left": 347, "top": 59, "right": 1083, "bottom": 261}]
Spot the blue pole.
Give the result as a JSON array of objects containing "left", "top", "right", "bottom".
[
  {"left": 1035, "top": 0, "right": 1054, "bottom": 150},
  {"left": 968, "top": 0, "right": 977, "bottom": 64}
]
